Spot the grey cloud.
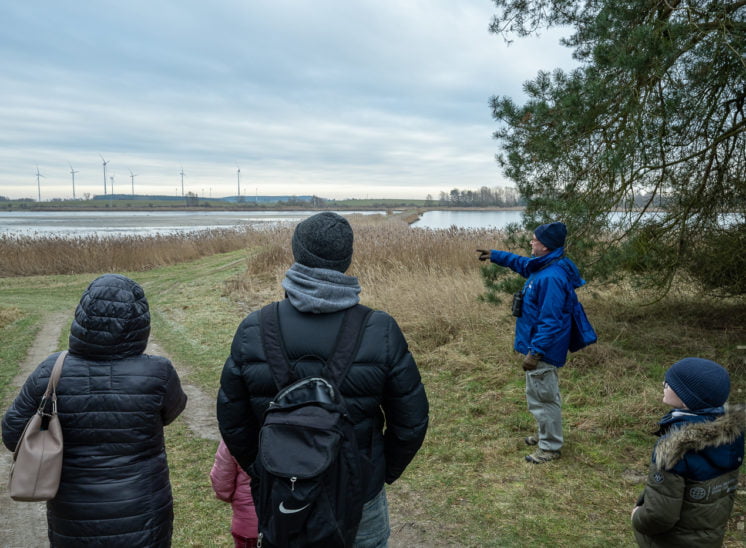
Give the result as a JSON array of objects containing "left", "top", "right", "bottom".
[{"left": 0, "top": 0, "right": 576, "bottom": 200}]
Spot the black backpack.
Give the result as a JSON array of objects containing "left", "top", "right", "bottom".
[{"left": 250, "top": 301, "right": 373, "bottom": 548}]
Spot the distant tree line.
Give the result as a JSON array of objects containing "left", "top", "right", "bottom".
[{"left": 430, "top": 186, "right": 524, "bottom": 207}]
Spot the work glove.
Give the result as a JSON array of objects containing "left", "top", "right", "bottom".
[
  {"left": 522, "top": 352, "right": 542, "bottom": 371},
  {"left": 476, "top": 249, "right": 491, "bottom": 261}
]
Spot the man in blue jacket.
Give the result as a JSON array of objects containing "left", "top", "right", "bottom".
[{"left": 478, "top": 222, "right": 585, "bottom": 463}]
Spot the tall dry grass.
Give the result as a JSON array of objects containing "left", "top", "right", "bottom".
[
  {"left": 0, "top": 307, "right": 23, "bottom": 329},
  {"left": 227, "top": 214, "right": 506, "bottom": 346},
  {"left": 0, "top": 228, "right": 257, "bottom": 277}
]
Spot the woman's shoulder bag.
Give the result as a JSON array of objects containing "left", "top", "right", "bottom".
[{"left": 8, "top": 350, "right": 67, "bottom": 502}]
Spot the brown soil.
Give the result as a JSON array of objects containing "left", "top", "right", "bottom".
[{"left": 1, "top": 314, "right": 437, "bottom": 547}]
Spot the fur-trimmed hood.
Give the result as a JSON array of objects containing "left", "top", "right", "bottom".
[{"left": 655, "top": 403, "right": 746, "bottom": 471}]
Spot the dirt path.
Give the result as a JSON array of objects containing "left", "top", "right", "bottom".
[
  {"left": 146, "top": 340, "right": 221, "bottom": 442},
  {"left": 1, "top": 314, "right": 433, "bottom": 547},
  {"left": 0, "top": 311, "right": 68, "bottom": 548}
]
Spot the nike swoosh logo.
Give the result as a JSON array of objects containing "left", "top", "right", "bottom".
[{"left": 279, "top": 501, "right": 310, "bottom": 514}]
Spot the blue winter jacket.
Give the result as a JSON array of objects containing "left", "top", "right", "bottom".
[{"left": 489, "top": 247, "right": 585, "bottom": 366}]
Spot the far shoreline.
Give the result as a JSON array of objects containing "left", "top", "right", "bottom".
[{"left": 0, "top": 203, "right": 526, "bottom": 213}]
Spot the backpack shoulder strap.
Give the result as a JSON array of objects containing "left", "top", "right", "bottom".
[
  {"left": 260, "top": 302, "right": 374, "bottom": 391},
  {"left": 324, "top": 304, "right": 373, "bottom": 388},
  {"left": 260, "top": 301, "right": 294, "bottom": 390}
]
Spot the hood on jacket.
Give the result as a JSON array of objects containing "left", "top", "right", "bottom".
[
  {"left": 527, "top": 247, "right": 585, "bottom": 290},
  {"left": 654, "top": 404, "right": 746, "bottom": 472},
  {"left": 68, "top": 274, "right": 150, "bottom": 360},
  {"left": 557, "top": 256, "right": 585, "bottom": 290}
]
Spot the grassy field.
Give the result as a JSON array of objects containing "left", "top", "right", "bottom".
[{"left": 1, "top": 213, "right": 744, "bottom": 546}]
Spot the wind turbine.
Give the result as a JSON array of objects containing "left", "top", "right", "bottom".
[
  {"left": 110, "top": 173, "right": 115, "bottom": 196},
  {"left": 100, "top": 154, "right": 109, "bottom": 195},
  {"left": 35, "top": 166, "right": 45, "bottom": 202},
  {"left": 69, "top": 163, "right": 79, "bottom": 199},
  {"left": 129, "top": 169, "right": 137, "bottom": 196},
  {"left": 179, "top": 167, "right": 185, "bottom": 196},
  {"left": 236, "top": 164, "right": 241, "bottom": 198}
]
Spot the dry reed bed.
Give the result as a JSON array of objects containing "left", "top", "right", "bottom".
[
  {"left": 230, "top": 217, "right": 507, "bottom": 342},
  {"left": 0, "top": 228, "right": 257, "bottom": 276}
]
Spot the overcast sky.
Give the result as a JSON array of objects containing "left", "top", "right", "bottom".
[{"left": 0, "top": 0, "right": 575, "bottom": 201}]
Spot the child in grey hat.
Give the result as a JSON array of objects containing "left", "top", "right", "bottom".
[{"left": 631, "top": 358, "right": 745, "bottom": 547}]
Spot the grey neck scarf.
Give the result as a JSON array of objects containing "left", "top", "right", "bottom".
[{"left": 281, "top": 263, "right": 361, "bottom": 314}]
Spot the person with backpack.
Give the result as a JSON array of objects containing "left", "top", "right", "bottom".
[
  {"left": 217, "top": 212, "right": 429, "bottom": 548},
  {"left": 477, "top": 221, "right": 589, "bottom": 464}
]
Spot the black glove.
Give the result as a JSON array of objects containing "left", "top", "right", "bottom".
[
  {"left": 522, "top": 353, "right": 542, "bottom": 371},
  {"left": 476, "top": 249, "right": 491, "bottom": 262}
]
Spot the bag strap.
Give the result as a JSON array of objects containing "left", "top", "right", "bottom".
[
  {"left": 39, "top": 350, "right": 67, "bottom": 413},
  {"left": 260, "top": 301, "right": 372, "bottom": 391}
]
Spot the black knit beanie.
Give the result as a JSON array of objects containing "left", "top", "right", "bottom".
[
  {"left": 291, "top": 212, "right": 354, "bottom": 272},
  {"left": 534, "top": 222, "right": 567, "bottom": 250},
  {"left": 664, "top": 357, "right": 730, "bottom": 410}
]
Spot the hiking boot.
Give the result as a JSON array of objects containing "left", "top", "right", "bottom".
[
  {"left": 524, "top": 436, "right": 538, "bottom": 446},
  {"left": 525, "top": 448, "right": 561, "bottom": 464}
]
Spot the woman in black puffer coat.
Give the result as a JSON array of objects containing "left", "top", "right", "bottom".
[{"left": 2, "top": 274, "right": 187, "bottom": 547}]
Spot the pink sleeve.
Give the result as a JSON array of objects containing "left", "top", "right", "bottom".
[{"left": 209, "top": 440, "right": 238, "bottom": 502}]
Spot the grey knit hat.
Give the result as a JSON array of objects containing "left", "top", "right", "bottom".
[
  {"left": 291, "top": 212, "right": 354, "bottom": 272},
  {"left": 664, "top": 357, "right": 730, "bottom": 410}
]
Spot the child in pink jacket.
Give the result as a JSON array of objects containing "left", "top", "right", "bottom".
[{"left": 210, "top": 439, "right": 258, "bottom": 548}]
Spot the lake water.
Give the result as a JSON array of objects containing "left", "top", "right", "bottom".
[
  {"left": 412, "top": 210, "right": 523, "bottom": 230},
  {"left": 0, "top": 209, "right": 523, "bottom": 237},
  {"left": 0, "top": 210, "right": 385, "bottom": 237},
  {"left": 413, "top": 210, "right": 742, "bottom": 230},
  {"left": 5, "top": 209, "right": 732, "bottom": 237}
]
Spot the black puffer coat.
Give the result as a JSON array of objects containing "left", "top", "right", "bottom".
[
  {"left": 2, "top": 274, "right": 187, "bottom": 547},
  {"left": 217, "top": 299, "right": 429, "bottom": 501}
]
